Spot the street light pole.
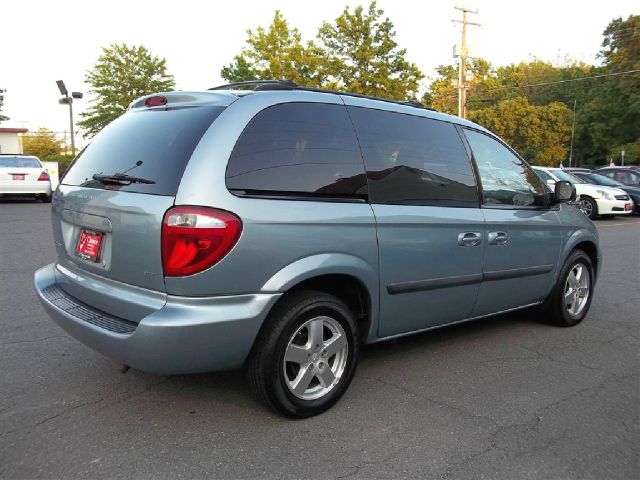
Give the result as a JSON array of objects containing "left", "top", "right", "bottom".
[
  {"left": 569, "top": 99, "right": 577, "bottom": 168},
  {"left": 68, "top": 98, "right": 75, "bottom": 156},
  {"left": 56, "top": 80, "right": 83, "bottom": 157}
]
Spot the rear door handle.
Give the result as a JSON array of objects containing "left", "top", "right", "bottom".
[
  {"left": 488, "top": 231, "right": 509, "bottom": 245},
  {"left": 458, "top": 232, "right": 482, "bottom": 247}
]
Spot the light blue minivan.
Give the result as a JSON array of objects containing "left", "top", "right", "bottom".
[{"left": 35, "top": 80, "right": 600, "bottom": 417}]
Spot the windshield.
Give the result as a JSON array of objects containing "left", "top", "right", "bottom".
[
  {"left": 582, "top": 173, "right": 623, "bottom": 187},
  {"left": 0, "top": 156, "right": 42, "bottom": 168},
  {"left": 550, "top": 169, "right": 584, "bottom": 184},
  {"left": 62, "top": 106, "right": 225, "bottom": 196}
]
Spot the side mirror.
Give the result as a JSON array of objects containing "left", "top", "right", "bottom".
[{"left": 554, "top": 180, "right": 576, "bottom": 202}]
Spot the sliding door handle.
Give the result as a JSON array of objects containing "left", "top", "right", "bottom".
[
  {"left": 458, "top": 232, "right": 482, "bottom": 247},
  {"left": 488, "top": 231, "right": 509, "bottom": 245}
]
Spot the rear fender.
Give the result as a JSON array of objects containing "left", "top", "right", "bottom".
[{"left": 261, "top": 253, "right": 379, "bottom": 340}]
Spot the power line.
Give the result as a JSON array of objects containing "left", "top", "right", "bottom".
[{"left": 436, "top": 69, "right": 640, "bottom": 100}]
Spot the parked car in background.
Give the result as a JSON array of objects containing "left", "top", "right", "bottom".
[
  {"left": 0, "top": 154, "right": 52, "bottom": 202},
  {"left": 533, "top": 166, "right": 632, "bottom": 219},
  {"left": 595, "top": 166, "right": 640, "bottom": 186},
  {"left": 563, "top": 167, "right": 592, "bottom": 173},
  {"left": 572, "top": 171, "right": 640, "bottom": 215},
  {"left": 34, "top": 82, "right": 600, "bottom": 417}
]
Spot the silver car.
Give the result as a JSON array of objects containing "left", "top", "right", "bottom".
[{"left": 34, "top": 81, "right": 601, "bottom": 417}]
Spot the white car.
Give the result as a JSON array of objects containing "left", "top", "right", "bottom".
[
  {"left": 0, "top": 155, "right": 52, "bottom": 202},
  {"left": 533, "top": 166, "right": 632, "bottom": 219}
]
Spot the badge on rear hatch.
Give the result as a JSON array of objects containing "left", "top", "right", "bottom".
[{"left": 75, "top": 229, "right": 103, "bottom": 262}]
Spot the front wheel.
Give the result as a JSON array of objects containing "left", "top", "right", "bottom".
[
  {"left": 540, "top": 250, "right": 595, "bottom": 327},
  {"left": 247, "top": 290, "right": 359, "bottom": 418},
  {"left": 578, "top": 196, "right": 598, "bottom": 220}
]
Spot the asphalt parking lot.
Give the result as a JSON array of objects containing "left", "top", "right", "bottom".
[{"left": 1, "top": 200, "right": 638, "bottom": 480}]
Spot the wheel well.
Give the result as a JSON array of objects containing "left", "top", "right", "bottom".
[
  {"left": 573, "top": 241, "right": 598, "bottom": 275},
  {"left": 279, "top": 274, "right": 372, "bottom": 341}
]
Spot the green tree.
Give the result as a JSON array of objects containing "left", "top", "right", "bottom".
[
  {"left": 221, "top": 2, "right": 424, "bottom": 100},
  {"left": 470, "top": 97, "right": 572, "bottom": 166},
  {"left": 221, "top": 11, "right": 328, "bottom": 86},
  {"left": 78, "top": 44, "right": 175, "bottom": 138},
  {"left": 21, "top": 128, "right": 63, "bottom": 158},
  {"left": 597, "top": 15, "right": 640, "bottom": 164},
  {"left": 318, "top": 2, "right": 423, "bottom": 100},
  {"left": 0, "top": 88, "right": 8, "bottom": 122},
  {"left": 423, "top": 58, "right": 495, "bottom": 114}
]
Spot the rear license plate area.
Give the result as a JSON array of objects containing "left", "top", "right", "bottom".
[
  {"left": 75, "top": 229, "right": 103, "bottom": 262},
  {"left": 12, "top": 174, "right": 25, "bottom": 180}
]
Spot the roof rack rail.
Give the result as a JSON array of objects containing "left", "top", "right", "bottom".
[
  {"left": 208, "top": 79, "right": 436, "bottom": 111},
  {"left": 208, "top": 79, "right": 296, "bottom": 91}
]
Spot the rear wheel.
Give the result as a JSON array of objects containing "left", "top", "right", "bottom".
[
  {"left": 41, "top": 194, "right": 52, "bottom": 203},
  {"left": 247, "top": 290, "right": 359, "bottom": 418},
  {"left": 540, "top": 250, "right": 594, "bottom": 327}
]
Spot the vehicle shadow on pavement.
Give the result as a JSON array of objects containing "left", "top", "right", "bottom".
[{"left": 157, "top": 310, "right": 537, "bottom": 417}]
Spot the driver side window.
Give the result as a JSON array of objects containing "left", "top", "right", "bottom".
[{"left": 464, "top": 129, "right": 546, "bottom": 207}]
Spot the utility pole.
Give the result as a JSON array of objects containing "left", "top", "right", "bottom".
[{"left": 452, "top": 6, "right": 480, "bottom": 119}]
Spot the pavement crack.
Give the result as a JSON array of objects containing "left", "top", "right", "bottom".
[
  {"left": 0, "top": 375, "right": 171, "bottom": 438},
  {"left": 519, "top": 345, "right": 622, "bottom": 379},
  {"left": 0, "top": 335, "right": 66, "bottom": 347},
  {"left": 360, "top": 374, "right": 490, "bottom": 422}
]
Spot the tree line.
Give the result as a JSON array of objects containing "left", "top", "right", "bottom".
[{"left": 5, "top": 2, "right": 638, "bottom": 167}]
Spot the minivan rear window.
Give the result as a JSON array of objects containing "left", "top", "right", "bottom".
[
  {"left": 62, "top": 106, "right": 225, "bottom": 196},
  {"left": 0, "top": 157, "right": 42, "bottom": 168}
]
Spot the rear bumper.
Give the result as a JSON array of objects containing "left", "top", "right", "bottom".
[
  {"left": 0, "top": 183, "right": 51, "bottom": 195},
  {"left": 34, "top": 263, "right": 281, "bottom": 374}
]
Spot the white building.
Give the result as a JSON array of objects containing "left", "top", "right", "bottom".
[{"left": 0, "top": 127, "right": 28, "bottom": 154}]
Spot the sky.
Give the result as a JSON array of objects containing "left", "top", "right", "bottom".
[{"left": 1, "top": 0, "right": 637, "bottom": 146}]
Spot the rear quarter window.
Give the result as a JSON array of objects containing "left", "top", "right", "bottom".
[{"left": 62, "top": 106, "right": 225, "bottom": 196}]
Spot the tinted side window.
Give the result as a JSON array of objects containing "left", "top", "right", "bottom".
[
  {"left": 348, "top": 107, "right": 478, "bottom": 207},
  {"left": 226, "top": 103, "right": 367, "bottom": 197},
  {"left": 465, "top": 129, "right": 545, "bottom": 207}
]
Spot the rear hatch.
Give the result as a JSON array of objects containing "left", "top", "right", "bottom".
[{"left": 52, "top": 96, "right": 228, "bottom": 317}]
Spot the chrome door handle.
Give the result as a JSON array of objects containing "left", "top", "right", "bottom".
[
  {"left": 488, "top": 231, "right": 509, "bottom": 245},
  {"left": 458, "top": 232, "right": 482, "bottom": 247}
]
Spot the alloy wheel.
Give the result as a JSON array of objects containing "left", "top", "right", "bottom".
[
  {"left": 564, "top": 263, "right": 590, "bottom": 317},
  {"left": 283, "top": 316, "right": 349, "bottom": 400}
]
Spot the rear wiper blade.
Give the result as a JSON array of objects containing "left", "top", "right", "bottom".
[{"left": 92, "top": 173, "right": 156, "bottom": 185}]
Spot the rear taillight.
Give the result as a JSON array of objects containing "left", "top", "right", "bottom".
[
  {"left": 38, "top": 171, "right": 50, "bottom": 181},
  {"left": 161, "top": 206, "right": 242, "bottom": 277}
]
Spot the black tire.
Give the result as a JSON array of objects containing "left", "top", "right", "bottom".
[
  {"left": 539, "top": 250, "right": 595, "bottom": 327},
  {"left": 41, "top": 194, "right": 52, "bottom": 203},
  {"left": 578, "top": 196, "right": 598, "bottom": 220},
  {"left": 247, "top": 290, "right": 360, "bottom": 418}
]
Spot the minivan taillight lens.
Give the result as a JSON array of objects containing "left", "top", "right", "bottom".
[
  {"left": 161, "top": 207, "right": 242, "bottom": 277},
  {"left": 38, "top": 171, "right": 50, "bottom": 181}
]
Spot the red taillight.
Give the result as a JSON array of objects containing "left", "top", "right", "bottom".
[
  {"left": 38, "top": 171, "right": 50, "bottom": 181},
  {"left": 145, "top": 96, "right": 168, "bottom": 107},
  {"left": 161, "top": 206, "right": 242, "bottom": 277}
]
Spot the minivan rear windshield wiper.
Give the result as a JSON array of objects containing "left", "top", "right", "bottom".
[{"left": 92, "top": 173, "right": 156, "bottom": 185}]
